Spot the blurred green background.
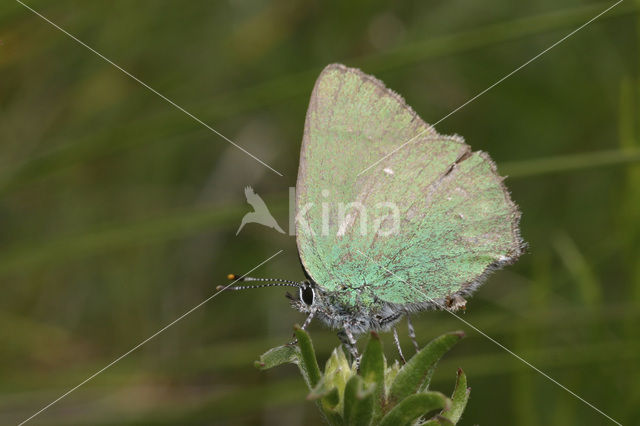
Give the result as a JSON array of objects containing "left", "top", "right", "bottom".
[{"left": 1, "top": 0, "right": 639, "bottom": 424}]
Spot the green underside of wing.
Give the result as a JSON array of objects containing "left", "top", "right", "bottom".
[{"left": 296, "top": 64, "right": 522, "bottom": 307}]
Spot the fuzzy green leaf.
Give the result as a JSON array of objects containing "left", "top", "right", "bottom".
[
  {"left": 359, "top": 332, "right": 384, "bottom": 383},
  {"left": 307, "top": 376, "right": 335, "bottom": 401},
  {"left": 255, "top": 330, "right": 470, "bottom": 426},
  {"left": 254, "top": 344, "right": 298, "bottom": 370},
  {"left": 306, "top": 353, "right": 343, "bottom": 426},
  {"left": 379, "top": 391, "right": 451, "bottom": 426},
  {"left": 294, "top": 326, "right": 321, "bottom": 388},
  {"left": 389, "top": 331, "right": 464, "bottom": 404},
  {"left": 423, "top": 415, "right": 455, "bottom": 425},
  {"left": 384, "top": 359, "right": 401, "bottom": 395},
  {"left": 323, "top": 346, "right": 355, "bottom": 391},
  {"left": 322, "top": 404, "right": 343, "bottom": 426},
  {"left": 359, "top": 332, "right": 385, "bottom": 420},
  {"left": 322, "top": 387, "right": 340, "bottom": 409},
  {"left": 441, "top": 368, "right": 470, "bottom": 423},
  {"left": 418, "top": 365, "right": 437, "bottom": 393},
  {"left": 307, "top": 376, "right": 341, "bottom": 415},
  {"left": 343, "top": 375, "right": 376, "bottom": 426}
]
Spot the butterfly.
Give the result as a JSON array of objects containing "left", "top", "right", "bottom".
[{"left": 224, "top": 64, "right": 523, "bottom": 361}]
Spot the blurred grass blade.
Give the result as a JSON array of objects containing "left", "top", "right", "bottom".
[
  {"left": 389, "top": 332, "right": 464, "bottom": 404},
  {"left": 0, "top": 205, "right": 239, "bottom": 276},
  {"left": 379, "top": 392, "right": 451, "bottom": 426},
  {"left": 0, "top": 197, "right": 288, "bottom": 277},
  {"left": 201, "top": 0, "right": 640, "bottom": 121},
  {"left": 7, "top": 143, "right": 640, "bottom": 278},
  {"left": 254, "top": 344, "right": 298, "bottom": 370},
  {"left": 553, "top": 231, "right": 602, "bottom": 308},
  {"left": 359, "top": 0, "right": 638, "bottom": 73},
  {"left": 3, "top": 2, "right": 637, "bottom": 193},
  {"left": 502, "top": 148, "right": 640, "bottom": 178},
  {"left": 441, "top": 369, "right": 470, "bottom": 423}
]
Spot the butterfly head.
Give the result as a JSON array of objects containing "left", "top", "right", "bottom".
[
  {"left": 219, "top": 274, "right": 324, "bottom": 314},
  {"left": 219, "top": 273, "right": 403, "bottom": 335},
  {"left": 284, "top": 280, "right": 315, "bottom": 311}
]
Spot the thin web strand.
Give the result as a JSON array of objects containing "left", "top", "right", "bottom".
[
  {"left": 357, "top": 0, "right": 623, "bottom": 177},
  {"left": 18, "top": 250, "right": 284, "bottom": 425},
  {"left": 354, "top": 249, "right": 622, "bottom": 426},
  {"left": 15, "top": 0, "right": 283, "bottom": 177}
]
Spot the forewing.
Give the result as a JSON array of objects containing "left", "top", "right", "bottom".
[
  {"left": 363, "top": 148, "right": 522, "bottom": 305},
  {"left": 296, "top": 64, "right": 522, "bottom": 306}
]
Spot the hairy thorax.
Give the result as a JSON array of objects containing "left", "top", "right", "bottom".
[{"left": 291, "top": 281, "right": 404, "bottom": 335}]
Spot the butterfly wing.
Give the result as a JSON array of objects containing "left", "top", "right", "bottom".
[{"left": 296, "top": 64, "right": 522, "bottom": 307}]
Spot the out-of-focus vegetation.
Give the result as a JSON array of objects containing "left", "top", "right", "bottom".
[{"left": 0, "top": 0, "right": 638, "bottom": 424}]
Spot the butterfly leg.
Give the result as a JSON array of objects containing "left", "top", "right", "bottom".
[
  {"left": 407, "top": 315, "right": 420, "bottom": 353},
  {"left": 393, "top": 327, "right": 406, "bottom": 364},
  {"left": 301, "top": 310, "right": 315, "bottom": 330},
  {"left": 337, "top": 328, "right": 360, "bottom": 363},
  {"left": 288, "top": 311, "right": 316, "bottom": 345}
]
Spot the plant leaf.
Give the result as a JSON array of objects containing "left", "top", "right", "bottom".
[
  {"left": 378, "top": 391, "right": 451, "bottom": 426},
  {"left": 323, "top": 346, "right": 355, "bottom": 395},
  {"left": 307, "top": 376, "right": 341, "bottom": 411},
  {"left": 389, "top": 332, "right": 464, "bottom": 405},
  {"left": 441, "top": 368, "right": 470, "bottom": 423},
  {"left": 359, "top": 332, "right": 384, "bottom": 383},
  {"left": 343, "top": 375, "right": 376, "bottom": 426},
  {"left": 322, "top": 387, "right": 340, "bottom": 409},
  {"left": 294, "top": 326, "right": 321, "bottom": 389},
  {"left": 254, "top": 344, "right": 298, "bottom": 370},
  {"left": 306, "top": 373, "right": 343, "bottom": 426},
  {"left": 418, "top": 365, "right": 437, "bottom": 393},
  {"left": 359, "top": 332, "right": 385, "bottom": 420},
  {"left": 384, "top": 359, "right": 401, "bottom": 395},
  {"left": 307, "top": 376, "right": 334, "bottom": 401},
  {"left": 422, "top": 415, "right": 455, "bottom": 425}
]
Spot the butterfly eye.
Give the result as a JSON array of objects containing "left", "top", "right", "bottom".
[{"left": 299, "top": 285, "right": 314, "bottom": 306}]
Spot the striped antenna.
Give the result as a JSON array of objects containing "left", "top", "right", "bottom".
[{"left": 217, "top": 274, "right": 302, "bottom": 291}]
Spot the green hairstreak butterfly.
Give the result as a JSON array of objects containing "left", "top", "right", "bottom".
[{"left": 225, "top": 63, "right": 523, "bottom": 357}]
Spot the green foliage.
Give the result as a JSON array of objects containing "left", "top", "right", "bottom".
[
  {"left": 256, "top": 328, "right": 469, "bottom": 425},
  {"left": 379, "top": 392, "right": 450, "bottom": 426},
  {"left": 442, "top": 369, "right": 470, "bottom": 424},
  {"left": 343, "top": 375, "right": 376, "bottom": 426},
  {"left": 2, "top": 1, "right": 639, "bottom": 424},
  {"left": 295, "top": 325, "right": 322, "bottom": 388},
  {"left": 389, "top": 332, "right": 464, "bottom": 403}
]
